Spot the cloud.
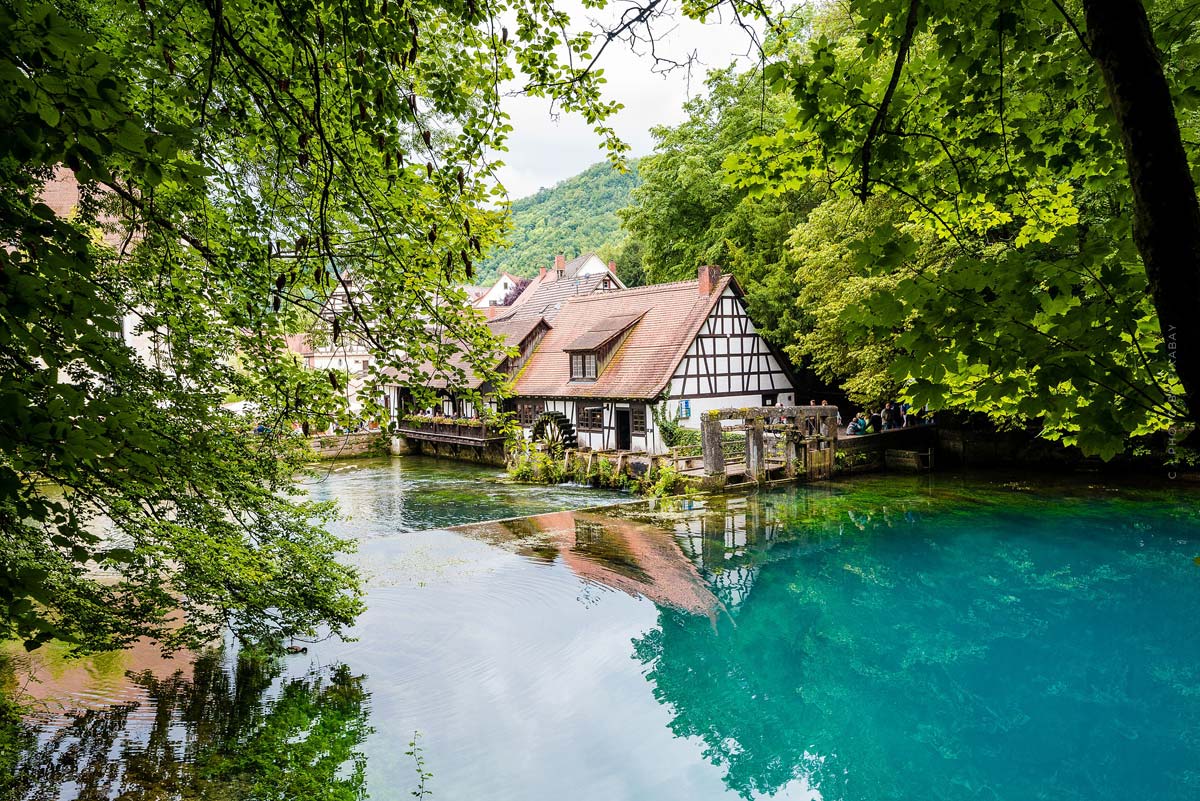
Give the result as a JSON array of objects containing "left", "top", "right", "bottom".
[{"left": 492, "top": 1, "right": 762, "bottom": 199}]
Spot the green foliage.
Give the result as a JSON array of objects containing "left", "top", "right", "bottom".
[
  {"left": 406, "top": 732, "right": 433, "bottom": 800},
  {"left": 508, "top": 451, "right": 537, "bottom": 482},
  {"left": 538, "top": 452, "right": 569, "bottom": 485},
  {"left": 507, "top": 448, "right": 570, "bottom": 485},
  {"left": 592, "top": 455, "right": 619, "bottom": 487},
  {"left": 401, "top": 414, "right": 486, "bottom": 428},
  {"left": 638, "top": 463, "right": 688, "bottom": 498},
  {"left": 479, "top": 161, "right": 641, "bottom": 281},
  {"left": 723, "top": 0, "right": 1199, "bottom": 457},
  {"left": 786, "top": 195, "right": 948, "bottom": 407},
  {"left": 507, "top": 448, "right": 692, "bottom": 497},
  {"left": 0, "top": 0, "right": 628, "bottom": 651},
  {"left": 3, "top": 647, "right": 371, "bottom": 800},
  {"left": 652, "top": 401, "right": 689, "bottom": 448},
  {"left": 618, "top": 64, "right": 819, "bottom": 348}
]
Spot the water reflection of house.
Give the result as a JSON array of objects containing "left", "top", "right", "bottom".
[
  {"left": 454, "top": 510, "right": 719, "bottom": 617},
  {"left": 662, "top": 497, "right": 774, "bottom": 611},
  {"left": 629, "top": 494, "right": 824, "bottom": 612},
  {"left": 657, "top": 492, "right": 870, "bottom": 612},
  {"left": 5, "top": 636, "right": 194, "bottom": 726}
]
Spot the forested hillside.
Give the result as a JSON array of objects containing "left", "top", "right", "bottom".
[{"left": 480, "top": 161, "right": 640, "bottom": 280}]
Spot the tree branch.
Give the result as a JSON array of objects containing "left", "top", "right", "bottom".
[{"left": 859, "top": 0, "right": 920, "bottom": 202}]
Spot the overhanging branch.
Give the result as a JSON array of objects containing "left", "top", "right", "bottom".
[{"left": 859, "top": 0, "right": 920, "bottom": 202}]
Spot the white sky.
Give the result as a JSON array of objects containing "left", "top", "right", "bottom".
[{"left": 493, "top": 1, "right": 765, "bottom": 199}]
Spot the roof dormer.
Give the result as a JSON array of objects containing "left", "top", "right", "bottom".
[{"left": 564, "top": 312, "right": 643, "bottom": 381}]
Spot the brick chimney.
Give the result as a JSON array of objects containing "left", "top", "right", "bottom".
[
  {"left": 698, "top": 264, "right": 722, "bottom": 295},
  {"left": 539, "top": 266, "right": 547, "bottom": 279},
  {"left": 607, "top": 259, "right": 617, "bottom": 275},
  {"left": 554, "top": 254, "right": 566, "bottom": 276}
]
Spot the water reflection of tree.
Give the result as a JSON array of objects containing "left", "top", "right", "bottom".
[
  {"left": 632, "top": 490, "right": 1200, "bottom": 801},
  {"left": 5, "top": 650, "right": 370, "bottom": 801},
  {"left": 631, "top": 497, "right": 880, "bottom": 801}
]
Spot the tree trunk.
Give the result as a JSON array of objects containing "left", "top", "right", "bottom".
[{"left": 1082, "top": 0, "right": 1200, "bottom": 434}]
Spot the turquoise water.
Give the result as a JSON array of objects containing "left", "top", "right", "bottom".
[{"left": 5, "top": 464, "right": 1200, "bottom": 800}]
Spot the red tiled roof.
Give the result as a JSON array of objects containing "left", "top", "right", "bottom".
[
  {"left": 40, "top": 167, "right": 134, "bottom": 250},
  {"left": 512, "top": 274, "right": 734, "bottom": 400},
  {"left": 560, "top": 253, "right": 596, "bottom": 278},
  {"left": 563, "top": 312, "right": 644, "bottom": 352},
  {"left": 489, "top": 315, "right": 550, "bottom": 349},
  {"left": 461, "top": 284, "right": 489, "bottom": 301},
  {"left": 383, "top": 315, "right": 548, "bottom": 391}
]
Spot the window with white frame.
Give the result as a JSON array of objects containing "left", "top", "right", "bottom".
[{"left": 570, "top": 352, "right": 598, "bottom": 380}]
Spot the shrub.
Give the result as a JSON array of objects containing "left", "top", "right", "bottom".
[
  {"left": 536, "top": 452, "right": 567, "bottom": 484},
  {"left": 591, "top": 456, "right": 617, "bottom": 487},
  {"left": 508, "top": 452, "right": 535, "bottom": 482}
]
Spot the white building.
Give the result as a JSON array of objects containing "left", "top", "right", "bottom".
[
  {"left": 505, "top": 265, "right": 795, "bottom": 454},
  {"left": 470, "top": 272, "right": 527, "bottom": 311}
]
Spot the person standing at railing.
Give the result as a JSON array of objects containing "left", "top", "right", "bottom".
[{"left": 882, "top": 402, "right": 903, "bottom": 431}]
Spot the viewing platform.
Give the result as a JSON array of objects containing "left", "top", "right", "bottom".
[
  {"left": 391, "top": 417, "right": 507, "bottom": 466},
  {"left": 394, "top": 418, "right": 505, "bottom": 446}
]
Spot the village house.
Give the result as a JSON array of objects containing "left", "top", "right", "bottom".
[
  {"left": 382, "top": 252, "right": 624, "bottom": 417},
  {"left": 509, "top": 253, "right": 624, "bottom": 307},
  {"left": 381, "top": 315, "right": 551, "bottom": 420},
  {"left": 469, "top": 272, "right": 527, "bottom": 316},
  {"left": 284, "top": 332, "right": 374, "bottom": 375},
  {"left": 383, "top": 260, "right": 796, "bottom": 457},
  {"left": 279, "top": 272, "right": 374, "bottom": 407},
  {"left": 505, "top": 265, "right": 796, "bottom": 454},
  {"left": 40, "top": 169, "right": 168, "bottom": 370},
  {"left": 496, "top": 254, "right": 624, "bottom": 323}
]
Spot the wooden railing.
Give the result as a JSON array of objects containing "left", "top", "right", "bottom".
[{"left": 394, "top": 417, "right": 499, "bottom": 442}]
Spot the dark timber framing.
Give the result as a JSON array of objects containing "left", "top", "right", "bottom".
[{"left": 671, "top": 291, "right": 796, "bottom": 400}]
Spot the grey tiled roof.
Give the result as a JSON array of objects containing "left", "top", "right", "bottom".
[{"left": 495, "top": 273, "right": 616, "bottom": 323}]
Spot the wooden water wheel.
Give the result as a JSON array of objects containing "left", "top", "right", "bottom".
[{"left": 531, "top": 411, "right": 577, "bottom": 453}]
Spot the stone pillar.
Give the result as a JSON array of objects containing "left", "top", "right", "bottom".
[
  {"left": 746, "top": 418, "right": 766, "bottom": 483},
  {"left": 701, "top": 415, "right": 725, "bottom": 476},
  {"left": 829, "top": 407, "right": 839, "bottom": 477},
  {"left": 701, "top": 495, "right": 729, "bottom": 567},
  {"left": 783, "top": 426, "right": 800, "bottom": 478}
]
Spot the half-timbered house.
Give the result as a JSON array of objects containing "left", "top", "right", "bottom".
[
  {"left": 508, "top": 265, "right": 796, "bottom": 453},
  {"left": 380, "top": 315, "right": 550, "bottom": 419}
]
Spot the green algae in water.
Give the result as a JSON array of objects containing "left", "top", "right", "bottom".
[{"left": 303, "top": 455, "right": 628, "bottom": 536}]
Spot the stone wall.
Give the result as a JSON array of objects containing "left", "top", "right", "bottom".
[
  {"left": 307, "top": 431, "right": 386, "bottom": 460},
  {"left": 837, "top": 425, "right": 938, "bottom": 474},
  {"left": 935, "top": 427, "right": 1079, "bottom": 468},
  {"left": 390, "top": 434, "right": 506, "bottom": 466},
  {"left": 840, "top": 425, "right": 938, "bottom": 455}
]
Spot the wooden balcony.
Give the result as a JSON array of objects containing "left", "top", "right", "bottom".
[{"left": 394, "top": 418, "right": 505, "bottom": 446}]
